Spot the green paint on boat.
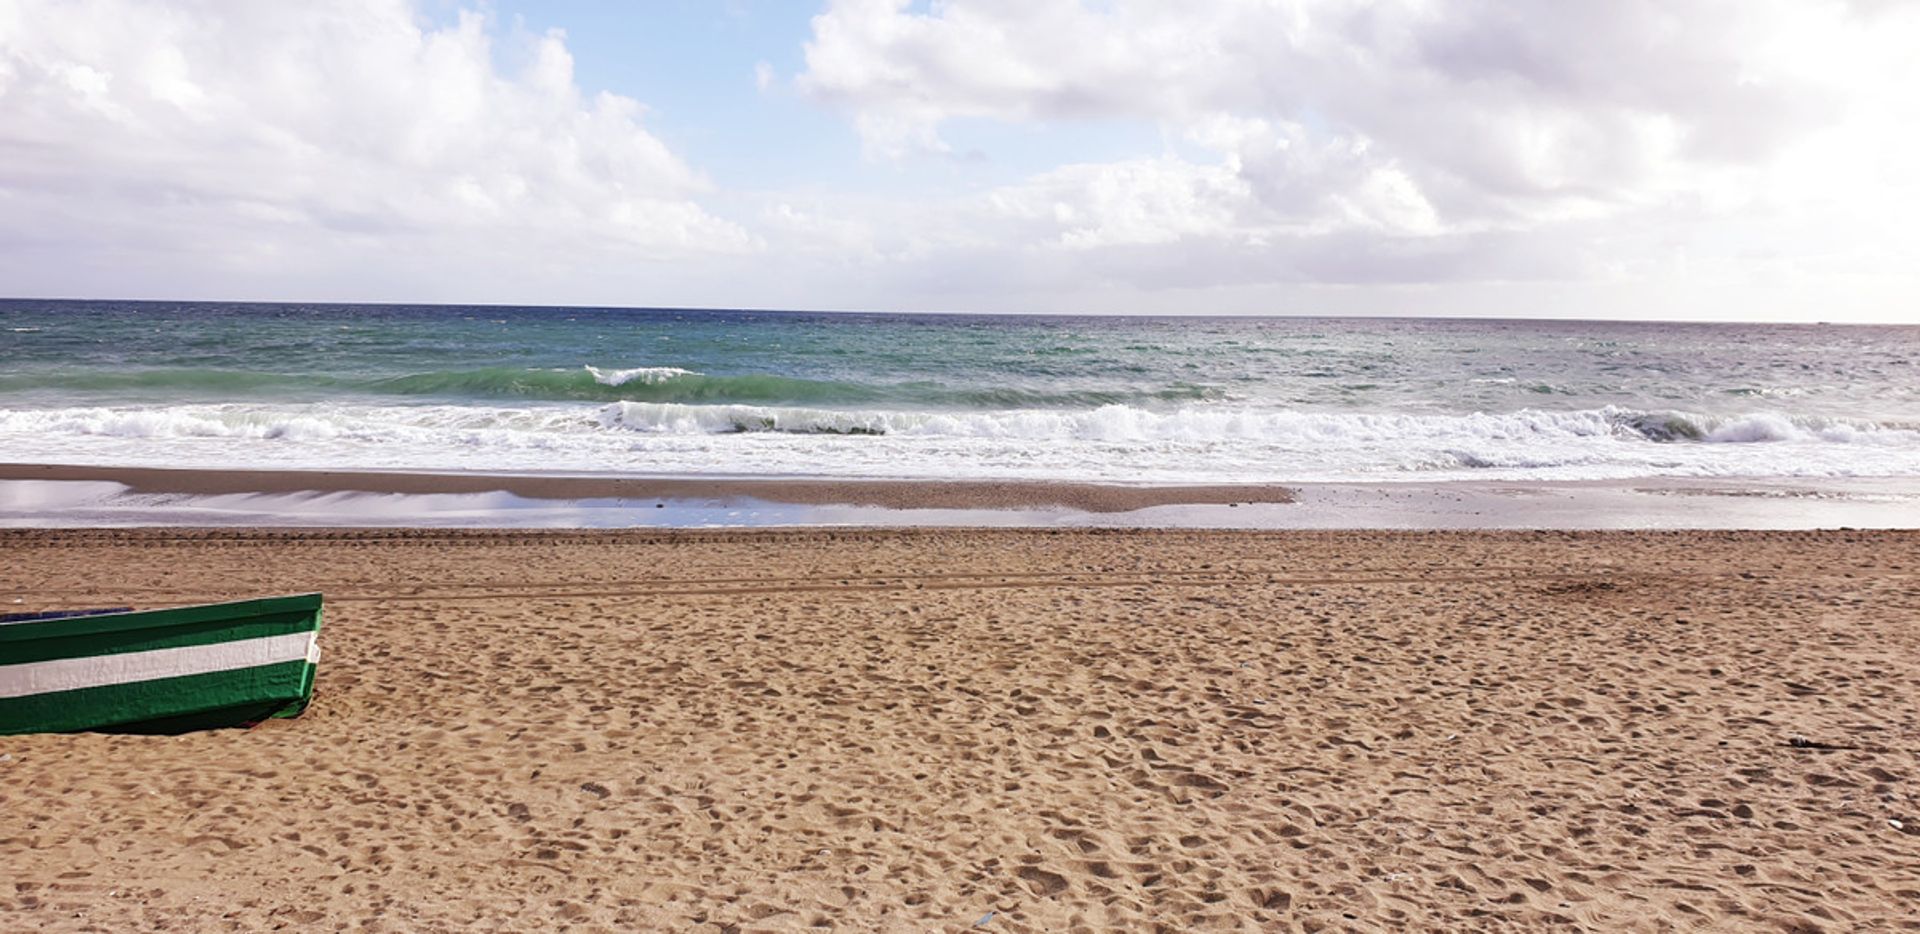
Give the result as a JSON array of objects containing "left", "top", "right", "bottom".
[{"left": 0, "top": 593, "right": 323, "bottom": 735}]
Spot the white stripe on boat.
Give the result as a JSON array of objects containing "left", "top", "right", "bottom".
[{"left": 0, "top": 631, "right": 317, "bottom": 699}]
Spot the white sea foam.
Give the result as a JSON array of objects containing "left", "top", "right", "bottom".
[
  {"left": 3, "top": 402, "right": 1918, "bottom": 483},
  {"left": 596, "top": 402, "right": 1914, "bottom": 447},
  {"left": 0, "top": 480, "right": 129, "bottom": 510},
  {"left": 584, "top": 365, "right": 699, "bottom": 386}
]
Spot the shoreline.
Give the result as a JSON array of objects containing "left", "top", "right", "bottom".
[
  {"left": 5, "top": 462, "right": 1920, "bottom": 530},
  {"left": 0, "top": 462, "right": 1296, "bottom": 513}
]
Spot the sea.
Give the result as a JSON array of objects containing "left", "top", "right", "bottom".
[{"left": 4, "top": 301, "right": 1919, "bottom": 490}]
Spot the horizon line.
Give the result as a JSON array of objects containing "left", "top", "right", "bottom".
[{"left": 0, "top": 295, "right": 1888, "bottom": 328}]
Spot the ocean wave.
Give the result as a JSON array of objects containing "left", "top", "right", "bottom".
[
  {"left": 6, "top": 403, "right": 1919, "bottom": 482},
  {"left": 596, "top": 402, "right": 1918, "bottom": 445},
  {"left": 0, "top": 365, "right": 1225, "bottom": 408},
  {"left": 0, "top": 369, "right": 319, "bottom": 394},
  {"left": 13, "top": 402, "right": 1908, "bottom": 446},
  {"left": 584, "top": 365, "right": 701, "bottom": 386}
]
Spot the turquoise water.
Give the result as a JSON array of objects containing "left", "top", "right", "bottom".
[{"left": 3, "top": 300, "right": 1918, "bottom": 482}]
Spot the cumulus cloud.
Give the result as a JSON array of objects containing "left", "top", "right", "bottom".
[
  {"left": 799, "top": 0, "right": 1920, "bottom": 297},
  {"left": 0, "top": 0, "right": 751, "bottom": 297},
  {"left": 0, "top": 0, "right": 1914, "bottom": 319},
  {"left": 801, "top": 0, "right": 1822, "bottom": 193}
]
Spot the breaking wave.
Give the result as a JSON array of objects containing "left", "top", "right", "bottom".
[
  {"left": 585, "top": 365, "right": 701, "bottom": 386},
  {"left": 594, "top": 403, "right": 1917, "bottom": 444},
  {"left": 6, "top": 401, "right": 1914, "bottom": 445},
  {"left": 5, "top": 400, "right": 1918, "bottom": 482}
]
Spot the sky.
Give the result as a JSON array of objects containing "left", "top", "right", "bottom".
[{"left": 0, "top": 0, "right": 1916, "bottom": 322}]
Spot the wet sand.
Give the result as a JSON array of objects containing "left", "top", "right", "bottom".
[
  {"left": 3, "top": 528, "right": 1919, "bottom": 931},
  {"left": 11, "top": 463, "right": 1920, "bottom": 533},
  {"left": 0, "top": 463, "right": 1295, "bottom": 513}
]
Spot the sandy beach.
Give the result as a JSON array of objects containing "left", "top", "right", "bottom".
[{"left": 4, "top": 528, "right": 1919, "bottom": 931}]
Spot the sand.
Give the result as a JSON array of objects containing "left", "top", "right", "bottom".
[
  {"left": 0, "top": 463, "right": 1296, "bottom": 513},
  {"left": 3, "top": 528, "right": 1918, "bottom": 931}
]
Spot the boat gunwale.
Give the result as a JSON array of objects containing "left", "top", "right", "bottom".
[{"left": 0, "top": 593, "right": 324, "bottom": 643}]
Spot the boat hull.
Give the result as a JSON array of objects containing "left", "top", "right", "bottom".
[{"left": 0, "top": 594, "right": 323, "bottom": 735}]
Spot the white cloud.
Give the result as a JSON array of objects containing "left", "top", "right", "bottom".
[
  {"left": 800, "top": 0, "right": 1825, "bottom": 198},
  {"left": 797, "top": 0, "right": 1920, "bottom": 310},
  {"left": 0, "top": 0, "right": 1914, "bottom": 320},
  {"left": 982, "top": 158, "right": 1241, "bottom": 249},
  {"left": 0, "top": 0, "right": 752, "bottom": 297}
]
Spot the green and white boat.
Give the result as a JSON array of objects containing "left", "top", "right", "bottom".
[{"left": 0, "top": 593, "right": 323, "bottom": 735}]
